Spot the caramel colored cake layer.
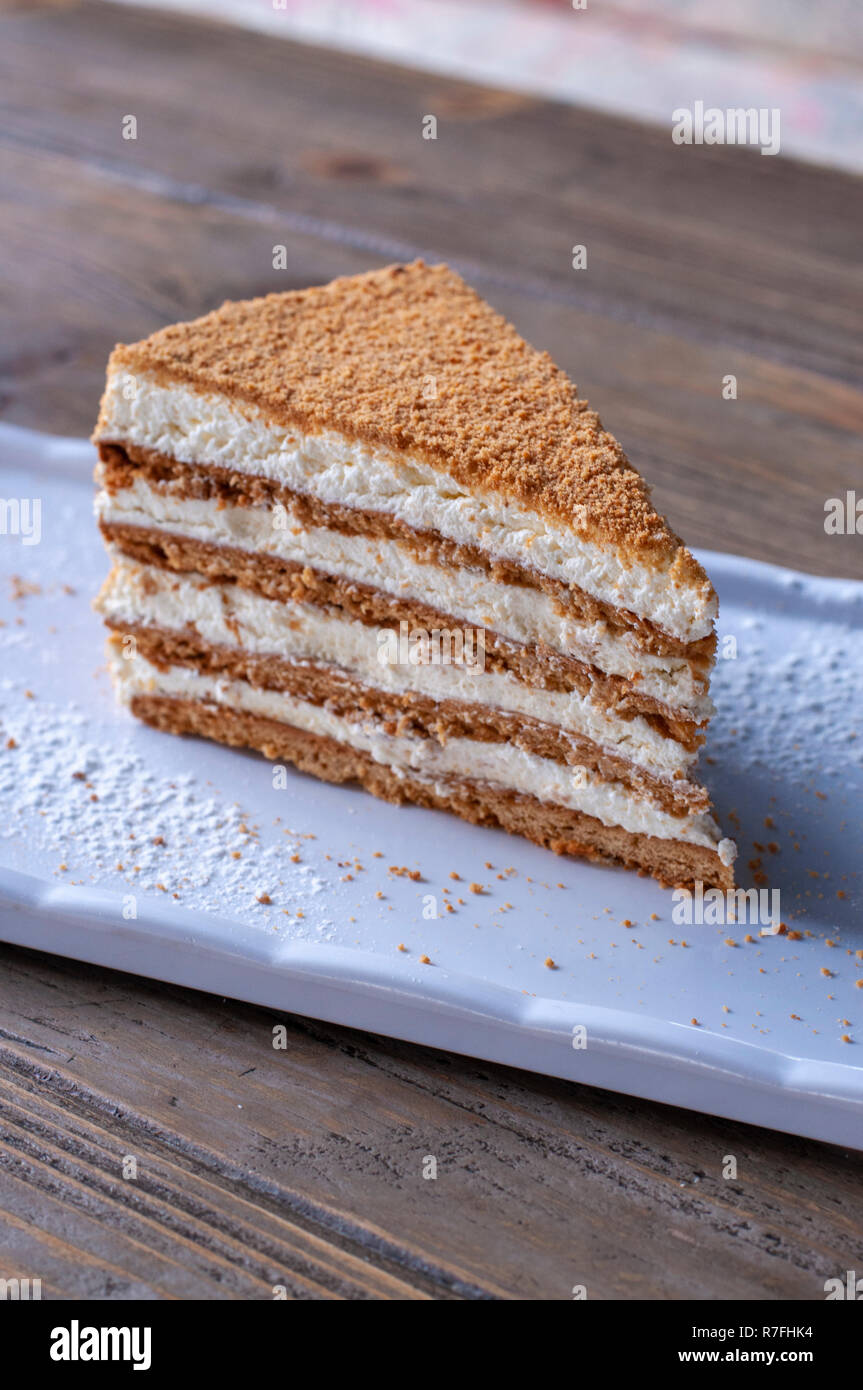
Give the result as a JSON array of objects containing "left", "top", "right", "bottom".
[
  {"left": 98, "top": 522, "right": 705, "bottom": 746},
  {"left": 107, "top": 617, "right": 709, "bottom": 818},
  {"left": 98, "top": 441, "right": 715, "bottom": 666},
  {"left": 93, "top": 261, "right": 735, "bottom": 890}
]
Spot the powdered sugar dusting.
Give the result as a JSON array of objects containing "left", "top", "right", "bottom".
[
  {"left": 0, "top": 678, "right": 333, "bottom": 935},
  {"left": 710, "top": 613, "right": 863, "bottom": 785}
]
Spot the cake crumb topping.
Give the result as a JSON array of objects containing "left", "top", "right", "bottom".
[{"left": 103, "top": 260, "right": 711, "bottom": 581}]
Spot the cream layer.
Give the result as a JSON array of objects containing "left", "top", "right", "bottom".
[
  {"left": 97, "top": 556, "right": 696, "bottom": 781},
  {"left": 96, "top": 371, "right": 717, "bottom": 643},
  {"left": 95, "top": 475, "right": 713, "bottom": 721},
  {"left": 112, "top": 651, "right": 732, "bottom": 855}
]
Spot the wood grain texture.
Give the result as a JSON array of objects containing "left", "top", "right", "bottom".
[
  {"left": 2, "top": 942, "right": 861, "bottom": 1302},
  {"left": 0, "top": 0, "right": 862, "bottom": 1301}
]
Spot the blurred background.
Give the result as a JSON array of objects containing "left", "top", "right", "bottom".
[{"left": 117, "top": 0, "right": 863, "bottom": 171}]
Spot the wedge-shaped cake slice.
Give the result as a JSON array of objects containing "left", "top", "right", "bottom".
[{"left": 93, "top": 261, "right": 735, "bottom": 888}]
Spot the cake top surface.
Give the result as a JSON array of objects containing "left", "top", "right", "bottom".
[{"left": 103, "top": 260, "right": 710, "bottom": 591}]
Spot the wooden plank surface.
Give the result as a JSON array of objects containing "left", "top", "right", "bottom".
[
  {"left": 2, "top": 942, "right": 862, "bottom": 1301},
  {"left": 0, "top": 0, "right": 861, "bottom": 1300}
]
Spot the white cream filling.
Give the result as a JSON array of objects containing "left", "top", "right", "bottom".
[
  {"left": 96, "top": 370, "right": 717, "bottom": 642},
  {"left": 95, "top": 475, "right": 713, "bottom": 721},
  {"left": 112, "top": 651, "right": 727, "bottom": 852},
  {"left": 97, "top": 556, "right": 696, "bottom": 781}
]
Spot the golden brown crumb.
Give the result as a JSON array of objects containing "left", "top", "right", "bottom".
[
  {"left": 469, "top": 882, "right": 483, "bottom": 895},
  {"left": 397, "top": 943, "right": 407, "bottom": 952},
  {"left": 101, "top": 262, "right": 712, "bottom": 577},
  {"left": 5, "top": 737, "right": 16, "bottom": 750},
  {"left": 841, "top": 1034, "right": 851, "bottom": 1043},
  {"left": 256, "top": 893, "right": 272, "bottom": 905},
  {"left": 419, "top": 954, "right": 430, "bottom": 965},
  {"left": 544, "top": 958, "right": 556, "bottom": 969},
  {"left": 10, "top": 576, "right": 41, "bottom": 600},
  {"left": 449, "top": 871, "right": 460, "bottom": 881},
  {"left": 152, "top": 835, "right": 165, "bottom": 846},
  {"left": 690, "top": 1018, "right": 700, "bottom": 1027}
]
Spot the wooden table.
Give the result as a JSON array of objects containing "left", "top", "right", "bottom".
[{"left": 1, "top": 0, "right": 861, "bottom": 1300}]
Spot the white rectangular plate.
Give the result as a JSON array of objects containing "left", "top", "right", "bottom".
[{"left": 1, "top": 424, "right": 861, "bottom": 1147}]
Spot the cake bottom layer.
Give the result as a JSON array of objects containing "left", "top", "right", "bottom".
[{"left": 129, "top": 691, "right": 734, "bottom": 890}]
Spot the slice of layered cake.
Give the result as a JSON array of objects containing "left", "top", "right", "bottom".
[{"left": 93, "top": 261, "right": 735, "bottom": 888}]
